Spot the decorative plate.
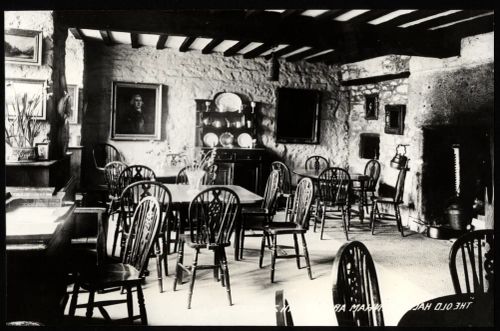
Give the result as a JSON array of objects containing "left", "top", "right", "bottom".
[
  {"left": 219, "top": 132, "right": 234, "bottom": 147},
  {"left": 203, "top": 132, "right": 219, "bottom": 147},
  {"left": 214, "top": 92, "right": 242, "bottom": 112},
  {"left": 237, "top": 133, "right": 252, "bottom": 148}
]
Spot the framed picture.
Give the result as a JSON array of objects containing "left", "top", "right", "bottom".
[
  {"left": 5, "top": 28, "right": 43, "bottom": 65},
  {"left": 5, "top": 78, "right": 47, "bottom": 120},
  {"left": 67, "top": 84, "right": 79, "bottom": 124},
  {"left": 36, "top": 142, "right": 49, "bottom": 160},
  {"left": 111, "top": 81, "right": 162, "bottom": 140},
  {"left": 365, "top": 94, "right": 379, "bottom": 120},
  {"left": 385, "top": 104, "right": 406, "bottom": 135}
]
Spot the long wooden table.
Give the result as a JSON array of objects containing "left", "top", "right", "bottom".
[{"left": 6, "top": 198, "right": 76, "bottom": 324}]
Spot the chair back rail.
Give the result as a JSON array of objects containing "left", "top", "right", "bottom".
[
  {"left": 92, "top": 143, "right": 121, "bottom": 169},
  {"left": 271, "top": 161, "right": 293, "bottom": 195},
  {"left": 332, "top": 241, "right": 384, "bottom": 327},
  {"left": 449, "top": 229, "right": 494, "bottom": 294},
  {"left": 305, "top": 155, "right": 329, "bottom": 172},
  {"left": 394, "top": 167, "right": 407, "bottom": 203},
  {"left": 318, "top": 167, "right": 351, "bottom": 207},
  {"left": 289, "top": 177, "right": 315, "bottom": 228},
  {"left": 364, "top": 160, "right": 381, "bottom": 191},
  {"left": 187, "top": 187, "right": 240, "bottom": 246},
  {"left": 122, "top": 196, "right": 161, "bottom": 275},
  {"left": 261, "top": 169, "right": 282, "bottom": 214},
  {"left": 104, "top": 161, "right": 128, "bottom": 198},
  {"left": 118, "top": 165, "right": 156, "bottom": 193}
]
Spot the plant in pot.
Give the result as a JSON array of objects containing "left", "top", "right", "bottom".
[{"left": 5, "top": 91, "right": 43, "bottom": 161}]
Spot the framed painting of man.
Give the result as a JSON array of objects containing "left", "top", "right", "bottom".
[{"left": 111, "top": 81, "right": 162, "bottom": 140}]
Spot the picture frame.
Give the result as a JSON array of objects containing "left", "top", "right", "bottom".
[
  {"left": 67, "top": 84, "right": 79, "bottom": 124},
  {"left": 111, "top": 81, "right": 162, "bottom": 140},
  {"left": 5, "top": 78, "right": 47, "bottom": 120},
  {"left": 384, "top": 104, "right": 406, "bottom": 135},
  {"left": 36, "top": 142, "right": 49, "bottom": 160},
  {"left": 5, "top": 28, "right": 43, "bottom": 65},
  {"left": 365, "top": 94, "right": 379, "bottom": 120}
]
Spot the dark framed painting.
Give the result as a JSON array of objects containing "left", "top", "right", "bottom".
[
  {"left": 67, "top": 84, "right": 79, "bottom": 124},
  {"left": 5, "top": 78, "right": 47, "bottom": 120},
  {"left": 365, "top": 94, "right": 379, "bottom": 120},
  {"left": 111, "top": 81, "right": 162, "bottom": 140},
  {"left": 384, "top": 104, "right": 406, "bottom": 135},
  {"left": 36, "top": 142, "right": 49, "bottom": 160},
  {"left": 5, "top": 29, "right": 43, "bottom": 65},
  {"left": 276, "top": 87, "right": 321, "bottom": 144}
]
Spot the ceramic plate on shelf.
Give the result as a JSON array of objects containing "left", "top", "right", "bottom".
[
  {"left": 203, "top": 132, "right": 219, "bottom": 147},
  {"left": 219, "top": 132, "right": 234, "bottom": 147},
  {"left": 237, "top": 133, "right": 253, "bottom": 148},
  {"left": 214, "top": 92, "right": 242, "bottom": 112}
]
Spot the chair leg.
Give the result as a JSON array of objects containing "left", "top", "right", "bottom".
[
  {"left": 126, "top": 285, "right": 133, "bottom": 323},
  {"left": 396, "top": 204, "right": 404, "bottom": 237},
  {"left": 320, "top": 204, "right": 326, "bottom": 240},
  {"left": 293, "top": 234, "right": 301, "bottom": 269},
  {"left": 155, "top": 251, "right": 163, "bottom": 293},
  {"left": 214, "top": 249, "right": 220, "bottom": 282},
  {"left": 313, "top": 198, "right": 319, "bottom": 232},
  {"left": 86, "top": 290, "right": 95, "bottom": 319},
  {"left": 301, "top": 233, "right": 313, "bottom": 280},
  {"left": 68, "top": 280, "right": 80, "bottom": 316},
  {"left": 187, "top": 248, "right": 200, "bottom": 309},
  {"left": 220, "top": 248, "right": 232, "bottom": 306},
  {"left": 173, "top": 240, "right": 184, "bottom": 291},
  {"left": 137, "top": 284, "right": 148, "bottom": 325},
  {"left": 370, "top": 202, "right": 377, "bottom": 235},
  {"left": 259, "top": 233, "right": 266, "bottom": 268},
  {"left": 239, "top": 226, "right": 245, "bottom": 260},
  {"left": 162, "top": 235, "right": 168, "bottom": 276},
  {"left": 270, "top": 234, "right": 277, "bottom": 283},
  {"left": 342, "top": 205, "right": 349, "bottom": 241}
]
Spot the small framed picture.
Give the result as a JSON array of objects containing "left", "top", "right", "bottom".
[
  {"left": 5, "top": 28, "right": 43, "bottom": 66},
  {"left": 36, "top": 142, "right": 49, "bottom": 160},
  {"left": 365, "top": 94, "right": 379, "bottom": 120},
  {"left": 385, "top": 104, "right": 406, "bottom": 135},
  {"left": 67, "top": 84, "right": 79, "bottom": 124},
  {"left": 5, "top": 78, "right": 47, "bottom": 120}
]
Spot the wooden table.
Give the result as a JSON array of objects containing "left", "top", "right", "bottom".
[
  {"left": 164, "top": 184, "right": 263, "bottom": 260},
  {"left": 292, "top": 168, "right": 370, "bottom": 220},
  {"left": 397, "top": 293, "right": 493, "bottom": 327},
  {"left": 6, "top": 198, "right": 76, "bottom": 324}
]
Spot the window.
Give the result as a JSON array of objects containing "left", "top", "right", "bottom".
[
  {"left": 359, "top": 133, "right": 380, "bottom": 159},
  {"left": 385, "top": 104, "right": 406, "bottom": 135}
]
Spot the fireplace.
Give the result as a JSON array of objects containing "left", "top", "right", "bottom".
[{"left": 421, "top": 126, "right": 492, "bottom": 225}]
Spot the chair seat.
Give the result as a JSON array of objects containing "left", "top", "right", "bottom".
[
  {"left": 79, "top": 263, "right": 142, "bottom": 289},
  {"left": 264, "top": 222, "right": 306, "bottom": 235},
  {"left": 178, "top": 234, "right": 231, "bottom": 249},
  {"left": 373, "top": 197, "right": 397, "bottom": 204},
  {"left": 242, "top": 206, "right": 270, "bottom": 215}
]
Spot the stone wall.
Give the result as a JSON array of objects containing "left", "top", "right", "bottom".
[
  {"left": 82, "top": 41, "right": 349, "bottom": 173},
  {"left": 342, "top": 32, "right": 494, "bottom": 229}
]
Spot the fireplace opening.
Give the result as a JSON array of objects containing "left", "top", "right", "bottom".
[
  {"left": 421, "top": 126, "right": 492, "bottom": 224},
  {"left": 359, "top": 133, "right": 380, "bottom": 159}
]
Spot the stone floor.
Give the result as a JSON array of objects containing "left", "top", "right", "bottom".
[{"left": 65, "top": 211, "right": 458, "bottom": 326}]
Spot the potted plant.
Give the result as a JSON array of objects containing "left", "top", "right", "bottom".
[{"left": 5, "top": 91, "right": 43, "bottom": 161}]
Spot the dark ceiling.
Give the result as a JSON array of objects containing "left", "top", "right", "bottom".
[{"left": 58, "top": 9, "right": 494, "bottom": 65}]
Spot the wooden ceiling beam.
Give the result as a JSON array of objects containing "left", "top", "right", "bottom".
[
  {"left": 99, "top": 30, "right": 113, "bottom": 46},
  {"left": 315, "top": 9, "right": 349, "bottom": 20},
  {"left": 202, "top": 38, "right": 223, "bottom": 54},
  {"left": 69, "top": 27, "right": 84, "bottom": 40},
  {"left": 286, "top": 48, "right": 325, "bottom": 62},
  {"left": 407, "top": 10, "right": 493, "bottom": 30},
  {"left": 437, "top": 14, "right": 494, "bottom": 41},
  {"left": 281, "top": 9, "right": 304, "bottom": 19},
  {"left": 224, "top": 41, "right": 250, "bottom": 57},
  {"left": 346, "top": 9, "right": 394, "bottom": 24},
  {"left": 243, "top": 43, "right": 276, "bottom": 59},
  {"left": 156, "top": 34, "right": 168, "bottom": 49},
  {"left": 265, "top": 45, "right": 303, "bottom": 60},
  {"left": 179, "top": 36, "right": 196, "bottom": 52},
  {"left": 57, "top": 10, "right": 465, "bottom": 61},
  {"left": 130, "top": 32, "right": 140, "bottom": 48},
  {"left": 377, "top": 9, "right": 450, "bottom": 27}
]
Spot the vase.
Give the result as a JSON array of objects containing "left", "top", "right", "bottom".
[
  {"left": 11, "top": 147, "right": 37, "bottom": 162},
  {"left": 185, "top": 169, "right": 206, "bottom": 190}
]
